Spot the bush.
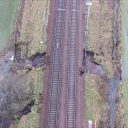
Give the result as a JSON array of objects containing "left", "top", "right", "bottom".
[{"left": 0, "top": 74, "right": 34, "bottom": 120}]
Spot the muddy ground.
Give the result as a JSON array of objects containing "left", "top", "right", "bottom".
[{"left": 85, "top": 0, "right": 122, "bottom": 127}]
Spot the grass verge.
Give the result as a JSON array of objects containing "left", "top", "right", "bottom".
[
  {"left": 0, "top": 0, "right": 19, "bottom": 50},
  {"left": 120, "top": 0, "right": 128, "bottom": 127},
  {"left": 85, "top": 75, "right": 102, "bottom": 124},
  {"left": 14, "top": 0, "right": 50, "bottom": 127}
]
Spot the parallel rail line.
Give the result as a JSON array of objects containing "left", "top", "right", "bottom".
[
  {"left": 46, "top": 0, "right": 79, "bottom": 128},
  {"left": 66, "top": 0, "right": 78, "bottom": 128},
  {"left": 45, "top": 0, "right": 65, "bottom": 128}
]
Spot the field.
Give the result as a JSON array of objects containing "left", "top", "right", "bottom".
[
  {"left": 120, "top": 0, "right": 128, "bottom": 127},
  {"left": 0, "top": 0, "right": 19, "bottom": 50}
]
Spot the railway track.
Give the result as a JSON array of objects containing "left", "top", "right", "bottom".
[
  {"left": 45, "top": 0, "right": 65, "bottom": 127},
  {"left": 66, "top": 0, "right": 78, "bottom": 127},
  {"left": 45, "top": 0, "right": 80, "bottom": 127}
]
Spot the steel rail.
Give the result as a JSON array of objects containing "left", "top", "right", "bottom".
[
  {"left": 66, "top": 0, "right": 78, "bottom": 128},
  {"left": 45, "top": 0, "right": 65, "bottom": 128}
]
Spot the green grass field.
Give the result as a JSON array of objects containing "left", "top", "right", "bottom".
[
  {"left": 120, "top": 0, "right": 128, "bottom": 127},
  {"left": 0, "top": 0, "right": 19, "bottom": 50}
]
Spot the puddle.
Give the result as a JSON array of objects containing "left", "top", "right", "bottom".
[{"left": 108, "top": 78, "right": 120, "bottom": 128}]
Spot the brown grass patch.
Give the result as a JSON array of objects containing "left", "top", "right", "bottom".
[{"left": 87, "top": 0, "right": 115, "bottom": 78}]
